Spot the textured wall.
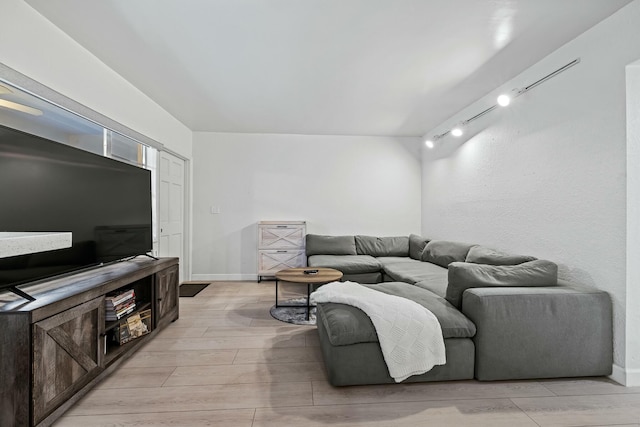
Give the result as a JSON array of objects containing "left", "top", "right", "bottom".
[
  {"left": 192, "top": 132, "right": 421, "bottom": 280},
  {"left": 421, "top": 1, "right": 640, "bottom": 381}
]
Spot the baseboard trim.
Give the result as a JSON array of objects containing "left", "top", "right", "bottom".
[
  {"left": 610, "top": 364, "right": 626, "bottom": 385},
  {"left": 609, "top": 363, "right": 640, "bottom": 386},
  {"left": 191, "top": 274, "right": 258, "bottom": 282}
]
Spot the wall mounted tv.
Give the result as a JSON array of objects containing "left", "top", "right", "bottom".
[{"left": 0, "top": 124, "right": 153, "bottom": 300}]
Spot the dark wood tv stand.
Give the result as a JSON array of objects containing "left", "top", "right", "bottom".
[{"left": 0, "top": 257, "right": 179, "bottom": 427}]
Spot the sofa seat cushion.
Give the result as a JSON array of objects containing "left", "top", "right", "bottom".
[
  {"left": 376, "top": 256, "right": 417, "bottom": 264},
  {"left": 381, "top": 259, "right": 448, "bottom": 285},
  {"left": 341, "top": 272, "right": 383, "bottom": 284},
  {"left": 308, "top": 255, "right": 381, "bottom": 274},
  {"left": 370, "top": 282, "right": 476, "bottom": 339},
  {"left": 317, "top": 303, "right": 379, "bottom": 346},
  {"left": 414, "top": 277, "right": 449, "bottom": 299},
  {"left": 316, "top": 282, "right": 476, "bottom": 347}
]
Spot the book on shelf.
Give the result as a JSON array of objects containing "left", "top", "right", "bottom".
[
  {"left": 105, "top": 300, "right": 137, "bottom": 321},
  {"left": 105, "top": 289, "right": 137, "bottom": 321},
  {"left": 105, "top": 289, "right": 135, "bottom": 308}
]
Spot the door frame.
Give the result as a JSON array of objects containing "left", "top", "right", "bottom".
[{"left": 157, "top": 149, "right": 191, "bottom": 283}]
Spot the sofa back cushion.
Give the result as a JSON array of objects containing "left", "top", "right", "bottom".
[
  {"left": 306, "top": 234, "right": 357, "bottom": 256},
  {"left": 409, "top": 234, "right": 430, "bottom": 260},
  {"left": 446, "top": 259, "right": 558, "bottom": 308},
  {"left": 466, "top": 245, "right": 536, "bottom": 266},
  {"left": 421, "top": 240, "right": 475, "bottom": 268},
  {"left": 355, "top": 235, "right": 409, "bottom": 257}
]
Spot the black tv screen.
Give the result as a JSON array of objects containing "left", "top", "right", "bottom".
[{"left": 0, "top": 124, "right": 152, "bottom": 293}]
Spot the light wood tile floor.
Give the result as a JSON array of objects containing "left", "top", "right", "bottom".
[{"left": 54, "top": 281, "right": 640, "bottom": 427}]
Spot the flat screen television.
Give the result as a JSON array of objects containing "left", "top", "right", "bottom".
[{"left": 0, "top": 124, "right": 153, "bottom": 299}]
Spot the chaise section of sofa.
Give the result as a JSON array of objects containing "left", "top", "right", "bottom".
[{"left": 316, "top": 281, "right": 476, "bottom": 386}]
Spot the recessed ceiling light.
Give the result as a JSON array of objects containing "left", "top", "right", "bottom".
[
  {"left": 451, "top": 127, "right": 463, "bottom": 137},
  {"left": 425, "top": 140, "right": 434, "bottom": 149}
]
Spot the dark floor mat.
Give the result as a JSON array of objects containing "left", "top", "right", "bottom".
[{"left": 179, "top": 283, "right": 209, "bottom": 297}]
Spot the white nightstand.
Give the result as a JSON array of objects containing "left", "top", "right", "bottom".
[{"left": 257, "top": 221, "right": 306, "bottom": 282}]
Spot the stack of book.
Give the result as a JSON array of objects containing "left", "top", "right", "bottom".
[{"left": 105, "top": 289, "right": 136, "bottom": 321}]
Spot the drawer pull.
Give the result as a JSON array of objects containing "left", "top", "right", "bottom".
[{"left": 276, "top": 225, "right": 288, "bottom": 228}]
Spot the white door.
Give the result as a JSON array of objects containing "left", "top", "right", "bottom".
[{"left": 159, "top": 151, "right": 185, "bottom": 282}]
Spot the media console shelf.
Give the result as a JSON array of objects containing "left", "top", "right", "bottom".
[{"left": 0, "top": 257, "right": 179, "bottom": 427}]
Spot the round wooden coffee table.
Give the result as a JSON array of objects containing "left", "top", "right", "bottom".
[{"left": 274, "top": 267, "right": 343, "bottom": 321}]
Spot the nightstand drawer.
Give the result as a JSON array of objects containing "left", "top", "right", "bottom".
[
  {"left": 258, "top": 222, "right": 306, "bottom": 249},
  {"left": 258, "top": 250, "right": 306, "bottom": 275}
]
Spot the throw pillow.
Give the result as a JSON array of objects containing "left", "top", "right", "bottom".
[
  {"left": 465, "top": 245, "right": 537, "bottom": 266},
  {"left": 421, "top": 240, "right": 475, "bottom": 268},
  {"left": 306, "top": 234, "right": 357, "bottom": 256},
  {"left": 409, "top": 234, "right": 430, "bottom": 260},
  {"left": 446, "top": 259, "right": 559, "bottom": 308},
  {"left": 355, "top": 235, "right": 409, "bottom": 257}
]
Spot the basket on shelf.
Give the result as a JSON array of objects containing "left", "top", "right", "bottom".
[{"left": 115, "top": 309, "right": 152, "bottom": 345}]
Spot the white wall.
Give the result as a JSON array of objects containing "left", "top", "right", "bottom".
[
  {"left": 192, "top": 133, "right": 421, "bottom": 280},
  {"left": 421, "top": 0, "right": 640, "bottom": 384},
  {"left": 626, "top": 60, "right": 640, "bottom": 384},
  {"left": 0, "top": 0, "right": 192, "bottom": 158}
]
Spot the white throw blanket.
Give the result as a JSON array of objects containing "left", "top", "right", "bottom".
[{"left": 310, "top": 281, "right": 446, "bottom": 382}]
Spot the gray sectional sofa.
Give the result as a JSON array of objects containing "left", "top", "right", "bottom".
[{"left": 306, "top": 234, "right": 613, "bottom": 386}]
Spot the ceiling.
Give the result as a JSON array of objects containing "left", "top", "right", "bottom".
[{"left": 26, "top": 0, "right": 633, "bottom": 136}]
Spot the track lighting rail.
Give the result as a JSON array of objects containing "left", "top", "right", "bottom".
[{"left": 424, "top": 58, "right": 581, "bottom": 148}]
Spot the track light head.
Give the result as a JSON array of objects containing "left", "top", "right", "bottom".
[{"left": 497, "top": 94, "right": 511, "bottom": 107}]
